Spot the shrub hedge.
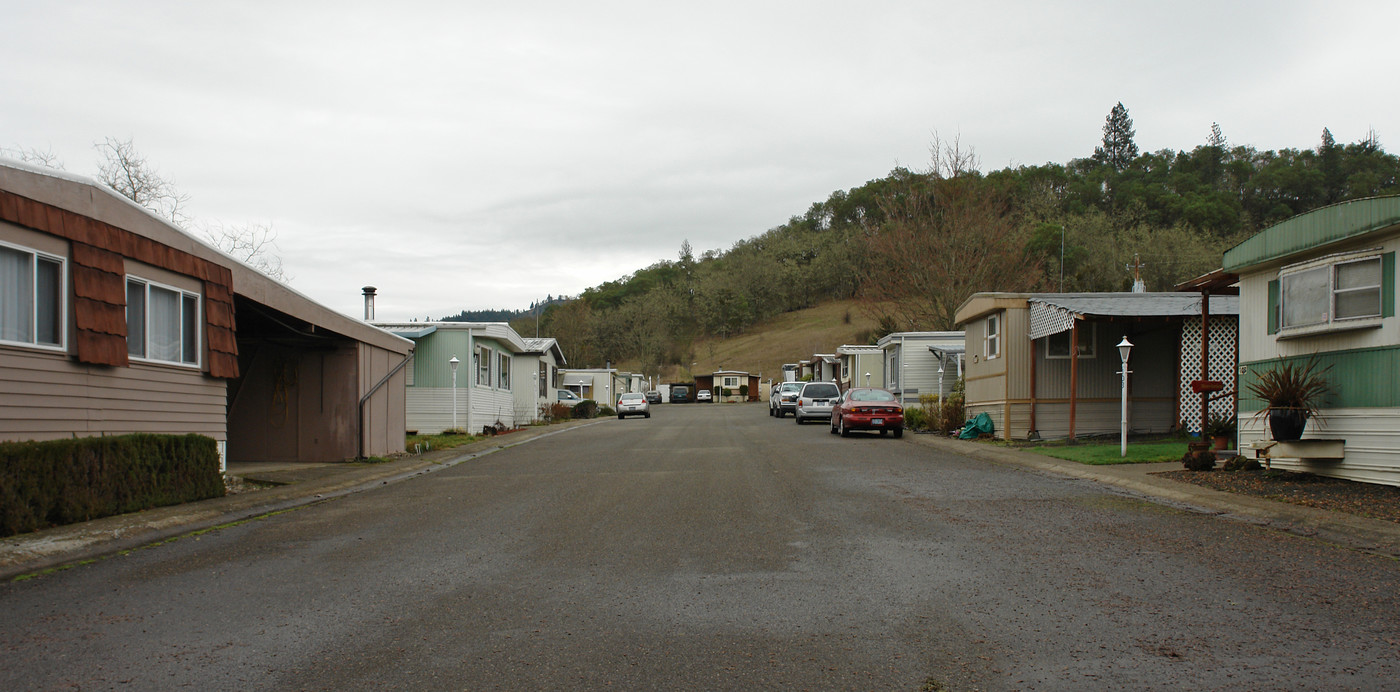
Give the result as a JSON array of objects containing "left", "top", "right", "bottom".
[{"left": 0, "top": 433, "right": 225, "bottom": 537}]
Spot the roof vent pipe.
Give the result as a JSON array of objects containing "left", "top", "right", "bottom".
[{"left": 362, "top": 286, "right": 377, "bottom": 321}]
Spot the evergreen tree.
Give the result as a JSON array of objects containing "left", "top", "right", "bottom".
[
  {"left": 1319, "top": 127, "right": 1343, "bottom": 204},
  {"left": 1092, "top": 102, "right": 1139, "bottom": 171}
]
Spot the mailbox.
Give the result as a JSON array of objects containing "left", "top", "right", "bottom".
[{"left": 1190, "top": 380, "right": 1224, "bottom": 394}]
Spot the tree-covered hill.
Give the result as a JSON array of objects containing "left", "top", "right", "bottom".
[{"left": 519, "top": 105, "right": 1399, "bottom": 373}]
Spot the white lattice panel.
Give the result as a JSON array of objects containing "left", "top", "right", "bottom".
[
  {"left": 1178, "top": 315, "right": 1239, "bottom": 434},
  {"left": 1028, "top": 302, "right": 1076, "bottom": 340}
]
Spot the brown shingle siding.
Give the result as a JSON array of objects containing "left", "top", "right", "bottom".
[{"left": 0, "top": 189, "right": 239, "bottom": 378}]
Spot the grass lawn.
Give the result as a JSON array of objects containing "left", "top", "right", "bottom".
[
  {"left": 406, "top": 431, "right": 479, "bottom": 453},
  {"left": 1026, "top": 440, "right": 1190, "bottom": 465}
]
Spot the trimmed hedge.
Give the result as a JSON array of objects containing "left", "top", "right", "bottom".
[{"left": 1, "top": 433, "right": 225, "bottom": 537}]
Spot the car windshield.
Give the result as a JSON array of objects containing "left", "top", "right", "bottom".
[
  {"left": 850, "top": 389, "right": 896, "bottom": 402},
  {"left": 781, "top": 382, "right": 804, "bottom": 392},
  {"left": 620, "top": 393, "right": 644, "bottom": 401},
  {"left": 802, "top": 383, "right": 839, "bottom": 398}
]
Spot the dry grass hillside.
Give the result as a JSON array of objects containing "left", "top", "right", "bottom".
[{"left": 639, "top": 299, "right": 884, "bottom": 384}]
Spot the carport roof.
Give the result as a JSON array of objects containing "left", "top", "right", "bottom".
[{"left": 1028, "top": 293, "right": 1238, "bottom": 340}]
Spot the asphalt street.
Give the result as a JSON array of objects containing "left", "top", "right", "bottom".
[{"left": 2, "top": 403, "right": 1398, "bottom": 690}]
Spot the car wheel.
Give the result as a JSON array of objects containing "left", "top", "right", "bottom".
[
  {"left": 893, "top": 427, "right": 903, "bottom": 439},
  {"left": 645, "top": 413, "right": 651, "bottom": 418},
  {"left": 839, "top": 417, "right": 850, "bottom": 437},
  {"left": 794, "top": 413, "right": 802, "bottom": 424}
]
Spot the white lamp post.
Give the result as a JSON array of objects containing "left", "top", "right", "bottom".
[
  {"left": 449, "top": 355, "right": 460, "bottom": 432},
  {"left": 1117, "top": 337, "right": 1133, "bottom": 457},
  {"left": 938, "top": 360, "right": 945, "bottom": 409},
  {"left": 864, "top": 372, "right": 871, "bottom": 387}
]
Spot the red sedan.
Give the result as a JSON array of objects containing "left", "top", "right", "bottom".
[{"left": 830, "top": 388, "right": 904, "bottom": 438}]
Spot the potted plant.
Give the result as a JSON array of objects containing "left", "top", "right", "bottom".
[
  {"left": 1202, "top": 413, "right": 1236, "bottom": 451},
  {"left": 1245, "top": 356, "right": 1331, "bottom": 441}
]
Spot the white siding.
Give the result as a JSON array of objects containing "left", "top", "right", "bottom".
[{"left": 1240, "top": 408, "right": 1400, "bottom": 487}]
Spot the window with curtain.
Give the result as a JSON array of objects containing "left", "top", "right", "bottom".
[
  {"left": 986, "top": 314, "right": 1001, "bottom": 359},
  {"left": 477, "top": 345, "right": 491, "bottom": 386},
  {"left": 126, "top": 277, "right": 200, "bottom": 366},
  {"left": 1280, "top": 254, "right": 1385, "bottom": 331},
  {"left": 0, "top": 242, "right": 64, "bottom": 348},
  {"left": 498, "top": 353, "right": 511, "bottom": 390}
]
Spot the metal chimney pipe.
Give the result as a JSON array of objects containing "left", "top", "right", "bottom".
[{"left": 362, "top": 286, "right": 377, "bottom": 321}]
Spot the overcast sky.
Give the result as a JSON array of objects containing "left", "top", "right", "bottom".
[{"left": 4, "top": 1, "right": 1397, "bottom": 321}]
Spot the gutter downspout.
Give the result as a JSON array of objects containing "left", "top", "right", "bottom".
[{"left": 359, "top": 350, "right": 414, "bottom": 460}]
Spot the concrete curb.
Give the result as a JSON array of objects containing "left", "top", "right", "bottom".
[
  {"left": 0, "top": 419, "right": 608, "bottom": 581},
  {"left": 904, "top": 432, "right": 1400, "bottom": 558}
]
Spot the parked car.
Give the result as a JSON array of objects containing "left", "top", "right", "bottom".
[
  {"left": 793, "top": 381, "right": 841, "bottom": 424},
  {"left": 616, "top": 392, "right": 651, "bottom": 419},
  {"left": 696, "top": 389, "right": 713, "bottom": 402},
  {"left": 557, "top": 389, "right": 584, "bottom": 407},
  {"left": 830, "top": 387, "right": 904, "bottom": 438},
  {"left": 770, "top": 381, "right": 805, "bottom": 418},
  {"left": 670, "top": 386, "right": 691, "bottom": 403},
  {"left": 644, "top": 390, "right": 662, "bottom": 404}
]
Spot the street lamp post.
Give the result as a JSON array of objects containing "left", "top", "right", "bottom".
[
  {"left": 1117, "top": 337, "right": 1133, "bottom": 457},
  {"left": 449, "top": 355, "right": 460, "bottom": 432},
  {"left": 938, "top": 360, "right": 945, "bottom": 410},
  {"left": 864, "top": 372, "right": 871, "bottom": 387}
]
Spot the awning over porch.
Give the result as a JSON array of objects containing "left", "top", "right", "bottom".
[{"left": 1028, "top": 293, "right": 1240, "bottom": 340}]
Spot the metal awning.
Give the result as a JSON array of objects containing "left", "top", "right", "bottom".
[
  {"left": 1027, "top": 293, "right": 1240, "bottom": 340},
  {"left": 378, "top": 324, "right": 438, "bottom": 339}
]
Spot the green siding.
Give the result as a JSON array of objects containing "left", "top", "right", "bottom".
[
  {"left": 1223, "top": 196, "right": 1400, "bottom": 271},
  {"left": 1239, "top": 346, "right": 1400, "bottom": 411}
]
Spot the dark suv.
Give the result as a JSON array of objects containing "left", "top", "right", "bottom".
[{"left": 669, "top": 386, "right": 691, "bottom": 403}]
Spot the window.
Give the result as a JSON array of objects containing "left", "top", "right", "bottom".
[
  {"left": 1045, "top": 323, "right": 1096, "bottom": 359},
  {"left": 886, "top": 351, "right": 898, "bottom": 387},
  {"left": 722, "top": 376, "right": 739, "bottom": 388},
  {"left": 1278, "top": 252, "right": 1388, "bottom": 333},
  {"left": 538, "top": 362, "right": 548, "bottom": 397},
  {"left": 0, "top": 242, "right": 64, "bottom": 349},
  {"left": 498, "top": 353, "right": 511, "bottom": 390},
  {"left": 126, "top": 277, "right": 200, "bottom": 366},
  {"left": 985, "top": 314, "right": 1001, "bottom": 359},
  {"left": 477, "top": 345, "right": 491, "bottom": 386}
]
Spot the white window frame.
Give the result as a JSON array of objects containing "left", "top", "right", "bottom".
[
  {"left": 1045, "top": 323, "right": 1096, "bottom": 359},
  {"left": 722, "top": 376, "right": 740, "bottom": 388},
  {"left": 0, "top": 240, "right": 66, "bottom": 351},
  {"left": 476, "top": 345, "right": 491, "bottom": 386},
  {"left": 1279, "top": 250, "right": 1383, "bottom": 335},
  {"left": 985, "top": 313, "right": 1001, "bottom": 360},
  {"left": 498, "top": 352, "right": 511, "bottom": 390},
  {"left": 125, "top": 275, "right": 201, "bottom": 368}
]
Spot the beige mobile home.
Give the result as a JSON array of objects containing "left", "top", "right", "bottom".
[
  {"left": 836, "top": 345, "right": 884, "bottom": 390},
  {"left": 955, "top": 292, "right": 1238, "bottom": 441},
  {"left": 0, "top": 159, "right": 410, "bottom": 464}
]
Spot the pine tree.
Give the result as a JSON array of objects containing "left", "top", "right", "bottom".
[
  {"left": 1092, "top": 102, "right": 1139, "bottom": 171},
  {"left": 1319, "top": 127, "right": 1342, "bottom": 204}
]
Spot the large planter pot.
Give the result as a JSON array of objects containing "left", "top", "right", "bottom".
[{"left": 1268, "top": 408, "right": 1308, "bottom": 441}]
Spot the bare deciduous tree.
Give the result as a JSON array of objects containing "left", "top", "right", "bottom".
[
  {"left": 859, "top": 174, "right": 1041, "bottom": 330},
  {"left": 95, "top": 137, "right": 191, "bottom": 227},
  {"left": 92, "top": 137, "right": 290, "bottom": 281},
  {"left": 1, "top": 145, "right": 65, "bottom": 170},
  {"left": 200, "top": 219, "right": 291, "bottom": 282}
]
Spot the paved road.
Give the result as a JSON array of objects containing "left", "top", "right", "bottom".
[{"left": 3, "top": 403, "right": 1399, "bottom": 690}]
